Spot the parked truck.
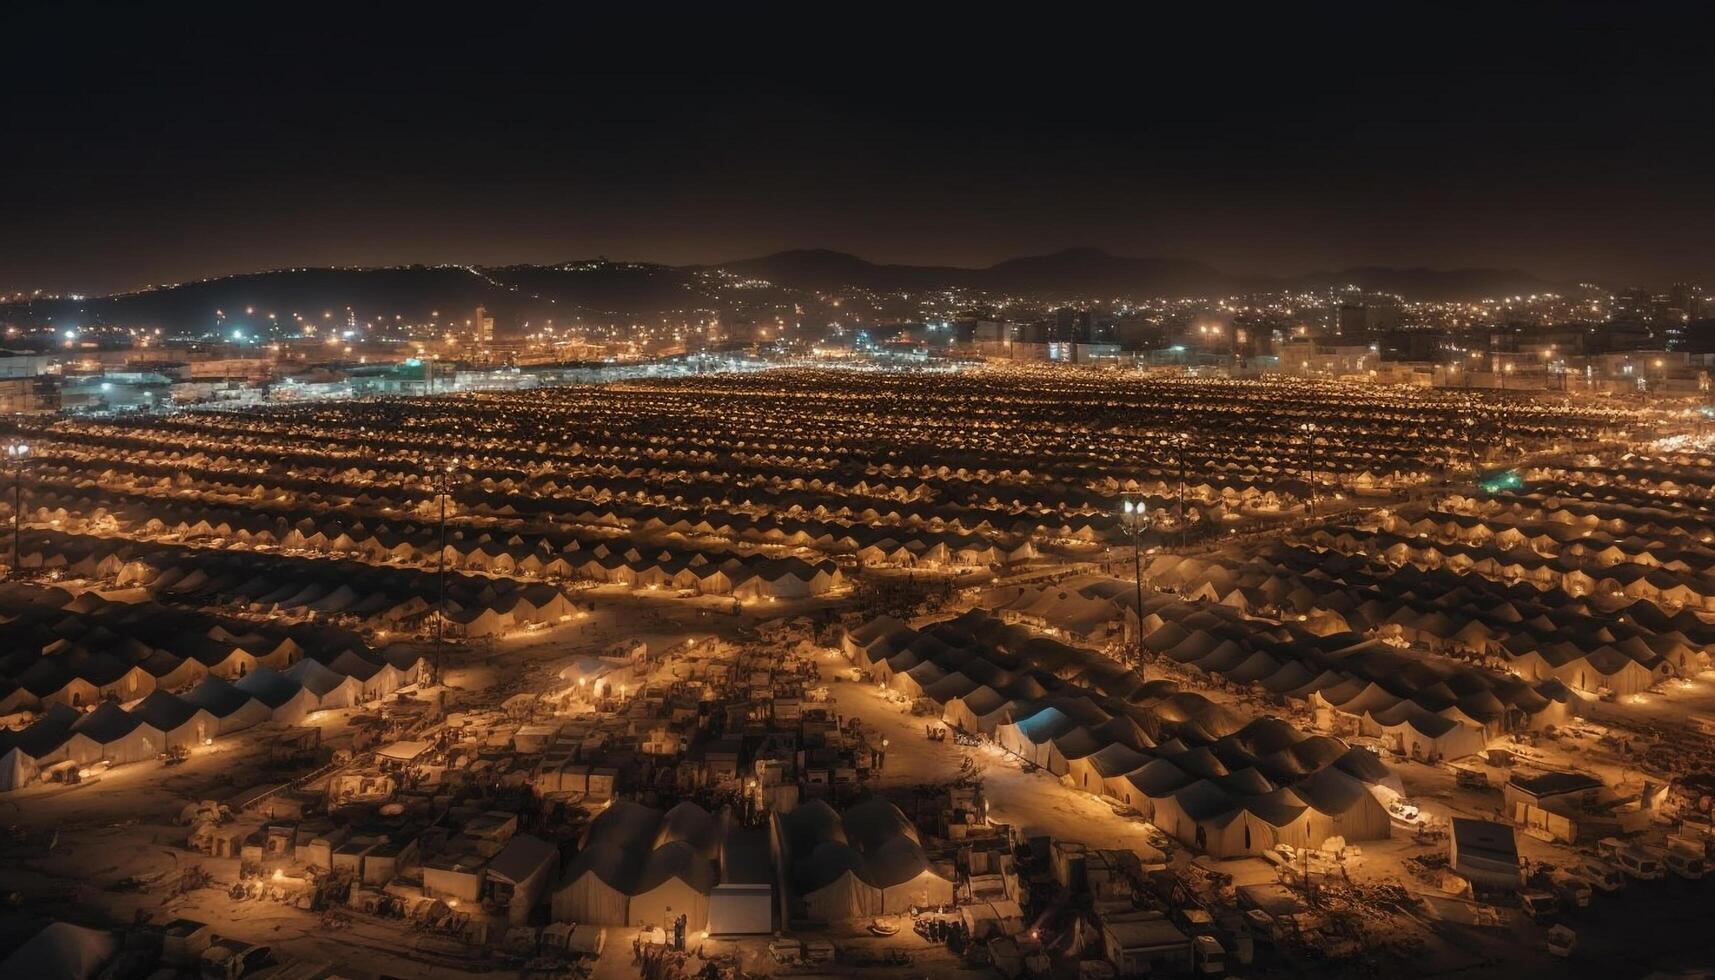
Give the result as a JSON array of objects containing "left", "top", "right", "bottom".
[
  {"left": 1661, "top": 838, "right": 1706, "bottom": 880},
  {"left": 1614, "top": 847, "right": 1664, "bottom": 881}
]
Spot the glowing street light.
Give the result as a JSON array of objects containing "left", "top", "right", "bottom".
[
  {"left": 1119, "top": 498, "right": 1153, "bottom": 666},
  {"left": 5, "top": 441, "right": 28, "bottom": 579},
  {"left": 1300, "top": 422, "right": 1320, "bottom": 519},
  {"left": 432, "top": 456, "right": 459, "bottom": 683}
]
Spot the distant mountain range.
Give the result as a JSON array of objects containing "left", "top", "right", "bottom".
[
  {"left": 0, "top": 249, "right": 1560, "bottom": 335},
  {"left": 720, "top": 248, "right": 1560, "bottom": 301}
]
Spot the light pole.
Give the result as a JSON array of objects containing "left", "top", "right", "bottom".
[
  {"left": 1169, "top": 432, "right": 1189, "bottom": 548},
  {"left": 1459, "top": 415, "right": 1477, "bottom": 474},
  {"left": 1120, "top": 498, "right": 1152, "bottom": 666},
  {"left": 433, "top": 456, "right": 459, "bottom": 685},
  {"left": 1300, "top": 422, "right": 1319, "bottom": 520},
  {"left": 5, "top": 441, "right": 28, "bottom": 579}
]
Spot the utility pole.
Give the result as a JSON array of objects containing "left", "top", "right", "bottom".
[
  {"left": 1300, "top": 422, "right": 1319, "bottom": 521},
  {"left": 1460, "top": 415, "right": 1478, "bottom": 475},
  {"left": 434, "top": 456, "right": 459, "bottom": 684},
  {"left": 1169, "top": 432, "right": 1189, "bottom": 548},
  {"left": 5, "top": 440, "right": 29, "bottom": 579},
  {"left": 1120, "top": 498, "right": 1152, "bottom": 666}
]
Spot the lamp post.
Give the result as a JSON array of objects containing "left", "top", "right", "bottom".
[
  {"left": 5, "top": 441, "right": 28, "bottom": 579},
  {"left": 1300, "top": 422, "right": 1319, "bottom": 520},
  {"left": 1459, "top": 415, "right": 1477, "bottom": 474},
  {"left": 433, "top": 456, "right": 459, "bottom": 685},
  {"left": 1169, "top": 432, "right": 1189, "bottom": 548},
  {"left": 1120, "top": 498, "right": 1152, "bottom": 666}
]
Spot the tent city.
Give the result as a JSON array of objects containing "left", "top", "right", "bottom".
[{"left": 4, "top": 16, "right": 1715, "bottom": 980}]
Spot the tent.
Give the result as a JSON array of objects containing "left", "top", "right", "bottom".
[
  {"left": 486, "top": 833, "right": 559, "bottom": 925},
  {"left": 70, "top": 701, "right": 163, "bottom": 765},
  {"left": 126, "top": 691, "right": 216, "bottom": 752},
  {"left": 0, "top": 922, "right": 116, "bottom": 980}
]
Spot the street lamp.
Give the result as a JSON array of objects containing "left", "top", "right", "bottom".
[
  {"left": 1119, "top": 498, "right": 1153, "bottom": 666},
  {"left": 1168, "top": 432, "right": 1190, "bottom": 548},
  {"left": 5, "top": 441, "right": 28, "bottom": 579},
  {"left": 1458, "top": 415, "right": 1477, "bottom": 474},
  {"left": 433, "top": 456, "right": 459, "bottom": 684},
  {"left": 1299, "top": 422, "right": 1319, "bottom": 520}
]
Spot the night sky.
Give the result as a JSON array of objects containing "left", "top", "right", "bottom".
[{"left": 4, "top": 5, "right": 1713, "bottom": 296}]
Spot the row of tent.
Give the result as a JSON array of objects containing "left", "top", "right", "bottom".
[
  {"left": 1385, "top": 504, "right": 1715, "bottom": 569},
  {"left": 988, "top": 574, "right": 1575, "bottom": 761},
  {"left": 1316, "top": 526, "right": 1715, "bottom": 609},
  {"left": 19, "top": 443, "right": 1057, "bottom": 556},
  {"left": 25, "top": 424, "right": 1433, "bottom": 558},
  {"left": 842, "top": 610, "right": 1397, "bottom": 857},
  {"left": 1490, "top": 473, "right": 1715, "bottom": 513},
  {"left": 18, "top": 456, "right": 1040, "bottom": 557},
  {"left": 13, "top": 466, "right": 1033, "bottom": 572},
  {"left": 1140, "top": 543, "right": 1703, "bottom": 700},
  {"left": 1275, "top": 543, "right": 1707, "bottom": 697},
  {"left": 14, "top": 482, "right": 870, "bottom": 595},
  {"left": 552, "top": 799, "right": 778, "bottom": 932},
  {"left": 0, "top": 583, "right": 394, "bottom": 712},
  {"left": 0, "top": 654, "right": 421, "bottom": 791},
  {"left": 14, "top": 531, "right": 579, "bottom": 636},
  {"left": 2, "top": 662, "right": 422, "bottom": 791},
  {"left": 1519, "top": 454, "right": 1715, "bottom": 497}
]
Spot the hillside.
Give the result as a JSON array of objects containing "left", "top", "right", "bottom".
[{"left": 0, "top": 250, "right": 1561, "bottom": 334}]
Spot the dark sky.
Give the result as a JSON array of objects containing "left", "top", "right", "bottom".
[{"left": 4, "top": 4, "right": 1714, "bottom": 296}]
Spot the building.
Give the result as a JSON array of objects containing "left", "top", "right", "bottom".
[
  {"left": 1504, "top": 771, "right": 1603, "bottom": 814},
  {"left": 1100, "top": 912, "right": 1193, "bottom": 975},
  {"left": 1377, "top": 329, "right": 1450, "bottom": 362},
  {"left": 1671, "top": 283, "right": 1705, "bottom": 322},
  {"left": 1336, "top": 302, "right": 1401, "bottom": 340},
  {"left": 484, "top": 833, "right": 559, "bottom": 925},
  {"left": 1613, "top": 287, "right": 1654, "bottom": 326},
  {"left": 1275, "top": 340, "right": 1379, "bottom": 377},
  {"left": 0, "top": 376, "right": 57, "bottom": 413},
  {"left": 59, "top": 372, "right": 172, "bottom": 412},
  {"left": 474, "top": 306, "right": 496, "bottom": 344},
  {"left": 0, "top": 352, "right": 60, "bottom": 378},
  {"left": 1447, "top": 818, "right": 1520, "bottom": 895}
]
